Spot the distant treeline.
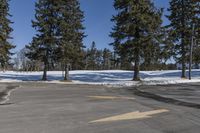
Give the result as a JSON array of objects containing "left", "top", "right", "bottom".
[{"left": 13, "top": 41, "right": 177, "bottom": 72}]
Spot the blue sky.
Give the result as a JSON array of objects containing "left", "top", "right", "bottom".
[{"left": 9, "top": 0, "right": 170, "bottom": 52}]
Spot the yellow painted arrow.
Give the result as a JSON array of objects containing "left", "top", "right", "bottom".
[{"left": 90, "top": 109, "right": 169, "bottom": 123}]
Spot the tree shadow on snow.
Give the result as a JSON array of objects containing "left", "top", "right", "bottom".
[{"left": 0, "top": 70, "right": 200, "bottom": 82}]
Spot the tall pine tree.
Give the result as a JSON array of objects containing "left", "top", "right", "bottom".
[
  {"left": 111, "top": 0, "right": 163, "bottom": 80},
  {"left": 192, "top": 1, "right": 200, "bottom": 69},
  {"left": 26, "top": 0, "right": 60, "bottom": 80},
  {"left": 167, "top": 0, "right": 197, "bottom": 78},
  {"left": 86, "top": 41, "right": 98, "bottom": 70},
  {"left": 102, "top": 48, "right": 112, "bottom": 70},
  {"left": 0, "top": 0, "right": 15, "bottom": 70},
  {"left": 57, "top": 0, "right": 85, "bottom": 80}
]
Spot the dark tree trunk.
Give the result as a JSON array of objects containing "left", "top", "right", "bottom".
[
  {"left": 181, "top": 39, "right": 186, "bottom": 78},
  {"left": 181, "top": 0, "right": 186, "bottom": 79},
  {"left": 42, "top": 50, "right": 48, "bottom": 81},
  {"left": 133, "top": 47, "right": 140, "bottom": 81},
  {"left": 64, "top": 63, "right": 70, "bottom": 81},
  {"left": 133, "top": 28, "right": 140, "bottom": 81},
  {"left": 42, "top": 60, "right": 47, "bottom": 81}
]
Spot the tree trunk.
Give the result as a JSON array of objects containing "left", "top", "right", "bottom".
[
  {"left": 133, "top": 48, "right": 140, "bottom": 81},
  {"left": 42, "top": 51, "right": 48, "bottom": 81},
  {"left": 64, "top": 63, "right": 70, "bottom": 81},
  {"left": 133, "top": 27, "right": 140, "bottom": 81},
  {"left": 189, "top": 24, "right": 195, "bottom": 80},
  {"left": 181, "top": 0, "right": 186, "bottom": 78},
  {"left": 42, "top": 60, "right": 47, "bottom": 81},
  {"left": 181, "top": 39, "right": 186, "bottom": 78}
]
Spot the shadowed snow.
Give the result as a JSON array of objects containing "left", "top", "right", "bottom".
[{"left": 0, "top": 70, "right": 200, "bottom": 86}]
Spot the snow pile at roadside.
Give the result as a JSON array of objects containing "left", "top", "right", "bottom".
[
  {"left": 141, "top": 69, "right": 200, "bottom": 85},
  {"left": 0, "top": 70, "right": 200, "bottom": 86}
]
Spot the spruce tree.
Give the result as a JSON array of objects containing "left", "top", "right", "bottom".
[
  {"left": 0, "top": 0, "right": 15, "bottom": 70},
  {"left": 167, "top": 0, "right": 197, "bottom": 78},
  {"left": 192, "top": 1, "right": 200, "bottom": 69},
  {"left": 141, "top": 40, "right": 161, "bottom": 71},
  {"left": 102, "top": 48, "right": 112, "bottom": 70},
  {"left": 95, "top": 49, "right": 103, "bottom": 70},
  {"left": 86, "top": 41, "right": 97, "bottom": 70},
  {"left": 26, "top": 0, "right": 60, "bottom": 80},
  {"left": 57, "top": 0, "right": 85, "bottom": 80},
  {"left": 111, "top": 0, "right": 163, "bottom": 80}
]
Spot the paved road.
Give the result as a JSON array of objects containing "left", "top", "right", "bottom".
[
  {"left": 0, "top": 83, "right": 200, "bottom": 133},
  {"left": 136, "top": 83, "right": 200, "bottom": 106}
]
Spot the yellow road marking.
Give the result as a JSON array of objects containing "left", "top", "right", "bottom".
[
  {"left": 87, "top": 96, "right": 135, "bottom": 100},
  {"left": 90, "top": 109, "right": 169, "bottom": 123}
]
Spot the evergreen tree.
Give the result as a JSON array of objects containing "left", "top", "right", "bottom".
[
  {"left": 141, "top": 40, "right": 161, "bottom": 70},
  {"left": 111, "top": 0, "right": 163, "bottom": 80},
  {"left": 0, "top": 0, "right": 15, "bottom": 70},
  {"left": 167, "top": 0, "right": 198, "bottom": 78},
  {"left": 140, "top": 27, "right": 171, "bottom": 71},
  {"left": 191, "top": 1, "right": 200, "bottom": 39},
  {"left": 95, "top": 49, "right": 103, "bottom": 70},
  {"left": 84, "top": 47, "right": 116, "bottom": 70},
  {"left": 86, "top": 41, "right": 98, "bottom": 70},
  {"left": 192, "top": 1, "right": 200, "bottom": 69},
  {"left": 110, "top": 51, "right": 121, "bottom": 69},
  {"left": 102, "top": 48, "right": 112, "bottom": 70},
  {"left": 57, "top": 0, "right": 85, "bottom": 80},
  {"left": 26, "top": 0, "right": 60, "bottom": 80}
]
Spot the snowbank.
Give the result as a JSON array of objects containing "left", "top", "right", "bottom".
[{"left": 0, "top": 70, "right": 200, "bottom": 87}]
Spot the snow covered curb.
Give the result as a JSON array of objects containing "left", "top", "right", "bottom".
[
  {"left": 0, "top": 80, "right": 141, "bottom": 88},
  {"left": 141, "top": 78, "right": 200, "bottom": 86}
]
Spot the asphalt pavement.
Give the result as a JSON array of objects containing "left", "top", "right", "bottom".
[
  {"left": 135, "top": 83, "right": 200, "bottom": 108},
  {"left": 0, "top": 82, "right": 200, "bottom": 133}
]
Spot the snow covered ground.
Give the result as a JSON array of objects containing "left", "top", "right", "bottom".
[{"left": 0, "top": 70, "right": 200, "bottom": 87}]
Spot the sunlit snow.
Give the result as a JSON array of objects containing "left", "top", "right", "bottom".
[{"left": 0, "top": 70, "right": 200, "bottom": 87}]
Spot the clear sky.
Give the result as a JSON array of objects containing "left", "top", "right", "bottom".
[{"left": 9, "top": 0, "right": 170, "bottom": 52}]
